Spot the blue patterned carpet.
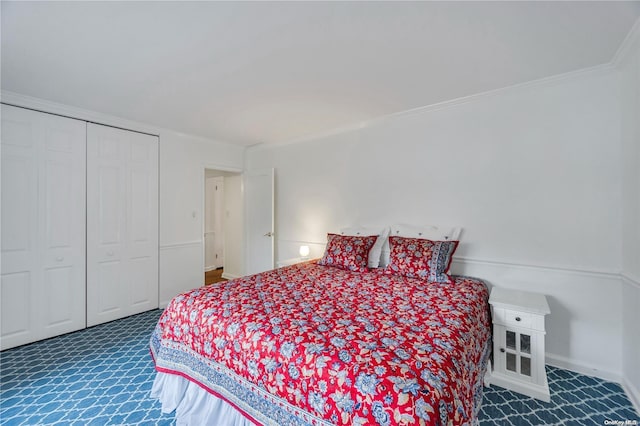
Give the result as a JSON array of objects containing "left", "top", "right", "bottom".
[{"left": 1, "top": 309, "right": 638, "bottom": 425}]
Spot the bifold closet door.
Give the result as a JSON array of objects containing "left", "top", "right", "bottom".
[
  {"left": 1, "top": 105, "right": 86, "bottom": 350},
  {"left": 87, "top": 123, "right": 159, "bottom": 327}
]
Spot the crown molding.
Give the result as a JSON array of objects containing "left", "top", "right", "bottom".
[
  {"left": 0, "top": 90, "right": 241, "bottom": 149},
  {"left": 612, "top": 16, "right": 640, "bottom": 68},
  {"left": 1, "top": 90, "right": 162, "bottom": 136},
  {"left": 262, "top": 63, "right": 615, "bottom": 148}
]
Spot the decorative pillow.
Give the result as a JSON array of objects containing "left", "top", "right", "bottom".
[
  {"left": 341, "top": 226, "right": 390, "bottom": 268},
  {"left": 384, "top": 236, "right": 459, "bottom": 282},
  {"left": 318, "top": 233, "right": 378, "bottom": 272}
]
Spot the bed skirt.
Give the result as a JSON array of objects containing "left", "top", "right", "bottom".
[{"left": 151, "top": 371, "right": 255, "bottom": 426}]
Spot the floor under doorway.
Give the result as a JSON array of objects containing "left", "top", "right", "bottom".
[{"left": 204, "top": 268, "right": 227, "bottom": 285}]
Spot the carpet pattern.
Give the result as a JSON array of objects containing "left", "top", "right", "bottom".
[
  {"left": 1, "top": 310, "right": 171, "bottom": 425},
  {"left": 1, "top": 309, "right": 638, "bottom": 425}
]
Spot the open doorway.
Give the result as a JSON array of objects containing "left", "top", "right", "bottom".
[{"left": 204, "top": 168, "right": 243, "bottom": 285}]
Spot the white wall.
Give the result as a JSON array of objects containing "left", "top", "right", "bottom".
[
  {"left": 159, "top": 132, "right": 244, "bottom": 306},
  {"left": 247, "top": 68, "right": 625, "bottom": 380},
  {"left": 223, "top": 175, "right": 244, "bottom": 279},
  {"left": 618, "top": 24, "right": 640, "bottom": 410}
]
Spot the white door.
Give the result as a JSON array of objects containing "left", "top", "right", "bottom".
[
  {"left": 204, "top": 177, "right": 216, "bottom": 271},
  {"left": 204, "top": 176, "right": 224, "bottom": 270},
  {"left": 245, "top": 169, "right": 275, "bottom": 275},
  {"left": 1, "top": 105, "right": 86, "bottom": 350},
  {"left": 212, "top": 177, "right": 224, "bottom": 268},
  {"left": 87, "top": 123, "right": 158, "bottom": 327}
]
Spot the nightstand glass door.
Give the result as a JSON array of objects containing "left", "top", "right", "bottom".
[{"left": 503, "top": 329, "right": 532, "bottom": 380}]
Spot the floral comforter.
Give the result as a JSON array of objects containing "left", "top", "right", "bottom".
[{"left": 150, "top": 262, "right": 491, "bottom": 426}]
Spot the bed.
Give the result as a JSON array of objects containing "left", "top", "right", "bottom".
[{"left": 150, "top": 236, "right": 491, "bottom": 426}]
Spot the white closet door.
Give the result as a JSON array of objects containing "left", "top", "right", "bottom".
[
  {"left": 1, "top": 105, "right": 86, "bottom": 350},
  {"left": 87, "top": 123, "right": 158, "bottom": 327}
]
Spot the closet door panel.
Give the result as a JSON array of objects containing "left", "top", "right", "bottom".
[
  {"left": 98, "top": 165, "right": 124, "bottom": 244},
  {"left": 39, "top": 113, "right": 86, "bottom": 337},
  {"left": 1, "top": 108, "right": 41, "bottom": 348},
  {"left": 96, "top": 260, "right": 123, "bottom": 314},
  {"left": 1, "top": 105, "right": 86, "bottom": 350},
  {"left": 1, "top": 272, "right": 32, "bottom": 340},
  {"left": 87, "top": 125, "right": 127, "bottom": 325},
  {"left": 128, "top": 132, "right": 158, "bottom": 315},
  {"left": 87, "top": 124, "right": 158, "bottom": 326},
  {"left": 44, "top": 267, "right": 75, "bottom": 326},
  {"left": 1, "top": 154, "right": 36, "bottom": 269},
  {"left": 130, "top": 257, "right": 153, "bottom": 307}
]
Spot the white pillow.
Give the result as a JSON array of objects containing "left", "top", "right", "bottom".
[
  {"left": 390, "top": 224, "right": 461, "bottom": 241},
  {"left": 341, "top": 226, "right": 390, "bottom": 268}
]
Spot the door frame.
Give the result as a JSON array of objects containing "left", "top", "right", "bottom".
[{"left": 201, "top": 164, "right": 243, "bottom": 279}]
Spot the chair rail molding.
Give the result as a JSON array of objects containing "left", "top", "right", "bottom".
[
  {"left": 160, "top": 240, "right": 203, "bottom": 250},
  {"left": 621, "top": 273, "right": 640, "bottom": 289},
  {"left": 451, "top": 255, "right": 620, "bottom": 280}
]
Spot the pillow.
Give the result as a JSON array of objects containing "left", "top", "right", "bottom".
[
  {"left": 382, "top": 225, "right": 461, "bottom": 268},
  {"left": 318, "top": 233, "right": 378, "bottom": 272},
  {"left": 384, "top": 236, "right": 459, "bottom": 282},
  {"left": 391, "top": 224, "right": 461, "bottom": 241},
  {"left": 341, "top": 226, "right": 390, "bottom": 268}
]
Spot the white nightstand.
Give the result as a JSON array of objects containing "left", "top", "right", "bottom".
[
  {"left": 488, "top": 287, "right": 551, "bottom": 402},
  {"left": 276, "top": 258, "right": 308, "bottom": 268}
]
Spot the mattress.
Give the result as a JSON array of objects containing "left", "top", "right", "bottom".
[{"left": 150, "top": 261, "right": 491, "bottom": 425}]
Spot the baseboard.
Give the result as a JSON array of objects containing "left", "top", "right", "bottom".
[
  {"left": 204, "top": 266, "right": 217, "bottom": 272},
  {"left": 545, "top": 352, "right": 640, "bottom": 410},
  {"left": 622, "top": 377, "right": 640, "bottom": 415},
  {"left": 546, "top": 352, "right": 621, "bottom": 383},
  {"left": 221, "top": 272, "right": 240, "bottom": 280}
]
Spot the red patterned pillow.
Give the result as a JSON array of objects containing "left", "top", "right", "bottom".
[
  {"left": 318, "top": 233, "right": 378, "bottom": 272},
  {"left": 384, "top": 236, "right": 459, "bottom": 282}
]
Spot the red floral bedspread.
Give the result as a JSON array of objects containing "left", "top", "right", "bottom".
[{"left": 150, "top": 261, "right": 491, "bottom": 426}]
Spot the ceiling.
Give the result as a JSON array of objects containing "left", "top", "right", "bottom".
[{"left": 2, "top": 1, "right": 639, "bottom": 147}]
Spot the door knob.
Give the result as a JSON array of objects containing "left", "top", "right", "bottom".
[
  {"left": 263, "top": 232, "right": 274, "bottom": 237},
  {"left": 55, "top": 256, "right": 64, "bottom": 262}
]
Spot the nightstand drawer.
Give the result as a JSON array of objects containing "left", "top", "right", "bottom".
[{"left": 493, "top": 308, "right": 533, "bottom": 328}]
